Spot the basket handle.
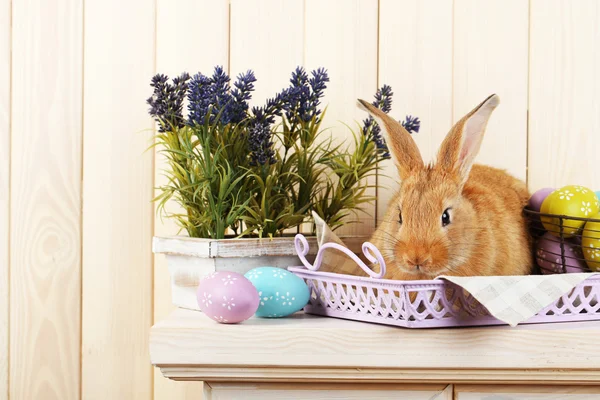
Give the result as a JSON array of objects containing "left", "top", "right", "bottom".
[{"left": 294, "top": 234, "right": 387, "bottom": 279}]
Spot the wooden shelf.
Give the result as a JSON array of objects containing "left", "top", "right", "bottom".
[{"left": 150, "top": 309, "right": 600, "bottom": 385}]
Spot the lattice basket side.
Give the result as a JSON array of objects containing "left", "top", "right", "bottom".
[
  {"left": 532, "top": 277, "right": 600, "bottom": 322},
  {"left": 401, "top": 284, "right": 492, "bottom": 322},
  {"left": 297, "top": 273, "right": 504, "bottom": 328},
  {"left": 302, "top": 277, "right": 407, "bottom": 321}
]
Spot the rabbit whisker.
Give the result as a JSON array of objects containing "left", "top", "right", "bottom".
[{"left": 372, "top": 229, "right": 400, "bottom": 241}]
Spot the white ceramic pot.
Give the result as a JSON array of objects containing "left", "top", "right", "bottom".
[{"left": 153, "top": 235, "right": 364, "bottom": 310}]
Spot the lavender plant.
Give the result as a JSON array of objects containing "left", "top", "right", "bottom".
[{"left": 148, "top": 66, "right": 419, "bottom": 238}]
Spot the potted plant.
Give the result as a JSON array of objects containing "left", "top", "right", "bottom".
[{"left": 148, "top": 66, "right": 419, "bottom": 310}]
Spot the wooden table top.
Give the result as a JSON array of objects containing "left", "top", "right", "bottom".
[{"left": 150, "top": 308, "right": 600, "bottom": 384}]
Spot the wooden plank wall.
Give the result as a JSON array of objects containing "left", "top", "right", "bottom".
[
  {"left": 230, "top": 0, "right": 305, "bottom": 107},
  {"left": 153, "top": 1, "right": 229, "bottom": 398},
  {"left": 0, "top": 0, "right": 9, "bottom": 398},
  {"left": 529, "top": 0, "right": 600, "bottom": 190},
  {"left": 81, "top": 0, "right": 155, "bottom": 398},
  {"left": 453, "top": 0, "right": 529, "bottom": 182},
  {"left": 10, "top": 1, "right": 82, "bottom": 399},
  {"left": 2, "top": 1, "right": 600, "bottom": 399}
]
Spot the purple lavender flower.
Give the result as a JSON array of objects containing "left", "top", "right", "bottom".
[
  {"left": 307, "top": 68, "right": 329, "bottom": 118},
  {"left": 210, "top": 66, "right": 232, "bottom": 115},
  {"left": 370, "top": 124, "right": 390, "bottom": 159},
  {"left": 187, "top": 66, "right": 256, "bottom": 126},
  {"left": 147, "top": 72, "right": 190, "bottom": 131},
  {"left": 229, "top": 71, "right": 257, "bottom": 123},
  {"left": 373, "top": 84, "right": 393, "bottom": 113},
  {"left": 362, "top": 85, "right": 419, "bottom": 159},
  {"left": 245, "top": 88, "right": 297, "bottom": 165},
  {"left": 247, "top": 119, "right": 276, "bottom": 165},
  {"left": 245, "top": 67, "right": 329, "bottom": 164},
  {"left": 402, "top": 115, "right": 420, "bottom": 133},
  {"left": 362, "top": 85, "right": 392, "bottom": 157},
  {"left": 187, "top": 72, "right": 213, "bottom": 125},
  {"left": 290, "top": 66, "right": 309, "bottom": 87},
  {"left": 284, "top": 67, "right": 329, "bottom": 124}
]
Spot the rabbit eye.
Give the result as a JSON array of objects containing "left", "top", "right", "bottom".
[
  {"left": 442, "top": 208, "right": 451, "bottom": 227},
  {"left": 398, "top": 210, "right": 403, "bottom": 225}
]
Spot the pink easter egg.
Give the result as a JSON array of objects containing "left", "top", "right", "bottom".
[
  {"left": 535, "top": 232, "right": 587, "bottom": 274},
  {"left": 197, "top": 271, "right": 260, "bottom": 324}
]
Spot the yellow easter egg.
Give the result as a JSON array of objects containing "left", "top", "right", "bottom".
[
  {"left": 541, "top": 185, "right": 599, "bottom": 237},
  {"left": 582, "top": 216, "right": 600, "bottom": 271},
  {"left": 540, "top": 190, "right": 562, "bottom": 236}
]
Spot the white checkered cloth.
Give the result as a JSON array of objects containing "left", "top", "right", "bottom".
[
  {"left": 439, "top": 274, "right": 597, "bottom": 327},
  {"left": 314, "top": 214, "right": 598, "bottom": 327}
]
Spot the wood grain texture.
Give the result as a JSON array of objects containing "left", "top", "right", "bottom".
[
  {"left": 529, "top": 0, "right": 600, "bottom": 191},
  {"left": 0, "top": 0, "right": 9, "bottom": 398},
  {"left": 152, "top": 309, "right": 600, "bottom": 376},
  {"left": 453, "top": 0, "right": 529, "bottom": 182},
  {"left": 82, "top": 0, "right": 154, "bottom": 398},
  {"left": 455, "top": 385, "right": 600, "bottom": 400},
  {"left": 377, "top": 0, "right": 453, "bottom": 223},
  {"left": 10, "top": 0, "right": 82, "bottom": 399},
  {"left": 229, "top": 0, "right": 304, "bottom": 107},
  {"left": 204, "top": 383, "right": 452, "bottom": 400},
  {"left": 304, "top": 0, "right": 379, "bottom": 236},
  {"left": 154, "top": 1, "right": 229, "bottom": 398}
]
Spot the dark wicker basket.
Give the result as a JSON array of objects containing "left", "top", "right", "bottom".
[{"left": 524, "top": 208, "right": 600, "bottom": 274}]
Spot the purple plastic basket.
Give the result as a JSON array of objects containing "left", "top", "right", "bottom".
[{"left": 288, "top": 234, "right": 600, "bottom": 328}]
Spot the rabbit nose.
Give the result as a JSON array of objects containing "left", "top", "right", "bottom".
[{"left": 404, "top": 254, "right": 432, "bottom": 271}]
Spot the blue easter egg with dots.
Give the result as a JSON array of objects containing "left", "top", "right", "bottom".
[{"left": 244, "top": 267, "right": 310, "bottom": 318}]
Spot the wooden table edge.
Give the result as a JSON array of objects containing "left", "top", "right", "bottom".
[{"left": 156, "top": 365, "right": 600, "bottom": 385}]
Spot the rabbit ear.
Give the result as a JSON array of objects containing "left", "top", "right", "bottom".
[
  {"left": 437, "top": 94, "right": 499, "bottom": 184},
  {"left": 357, "top": 99, "right": 424, "bottom": 180}
]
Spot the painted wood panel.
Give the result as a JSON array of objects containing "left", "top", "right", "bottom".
[
  {"left": 229, "top": 0, "right": 304, "bottom": 107},
  {"left": 0, "top": 0, "right": 9, "bottom": 398},
  {"left": 81, "top": 0, "right": 155, "bottom": 398},
  {"left": 377, "top": 0, "right": 453, "bottom": 223},
  {"left": 455, "top": 385, "right": 600, "bottom": 400},
  {"left": 204, "top": 383, "right": 453, "bottom": 400},
  {"left": 154, "top": 0, "right": 229, "bottom": 398},
  {"left": 304, "top": 0, "right": 378, "bottom": 235},
  {"left": 529, "top": 0, "right": 600, "bottom": 191},
  {"left": 10, "top": 0, "right": 82, "bottom": 399},
  {"left": 453, "top": 0, "right": 529, "bottom": 182}
]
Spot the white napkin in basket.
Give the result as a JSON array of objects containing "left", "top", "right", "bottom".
[
  {"left": 312, "top": 212, "right": 369, "bottom": 276},
  {"left": 439, "top": 273, "right": 597, "bottom": 327},
  {"left": 314, "top": 216, "right": 599, "bottom": 327}
]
